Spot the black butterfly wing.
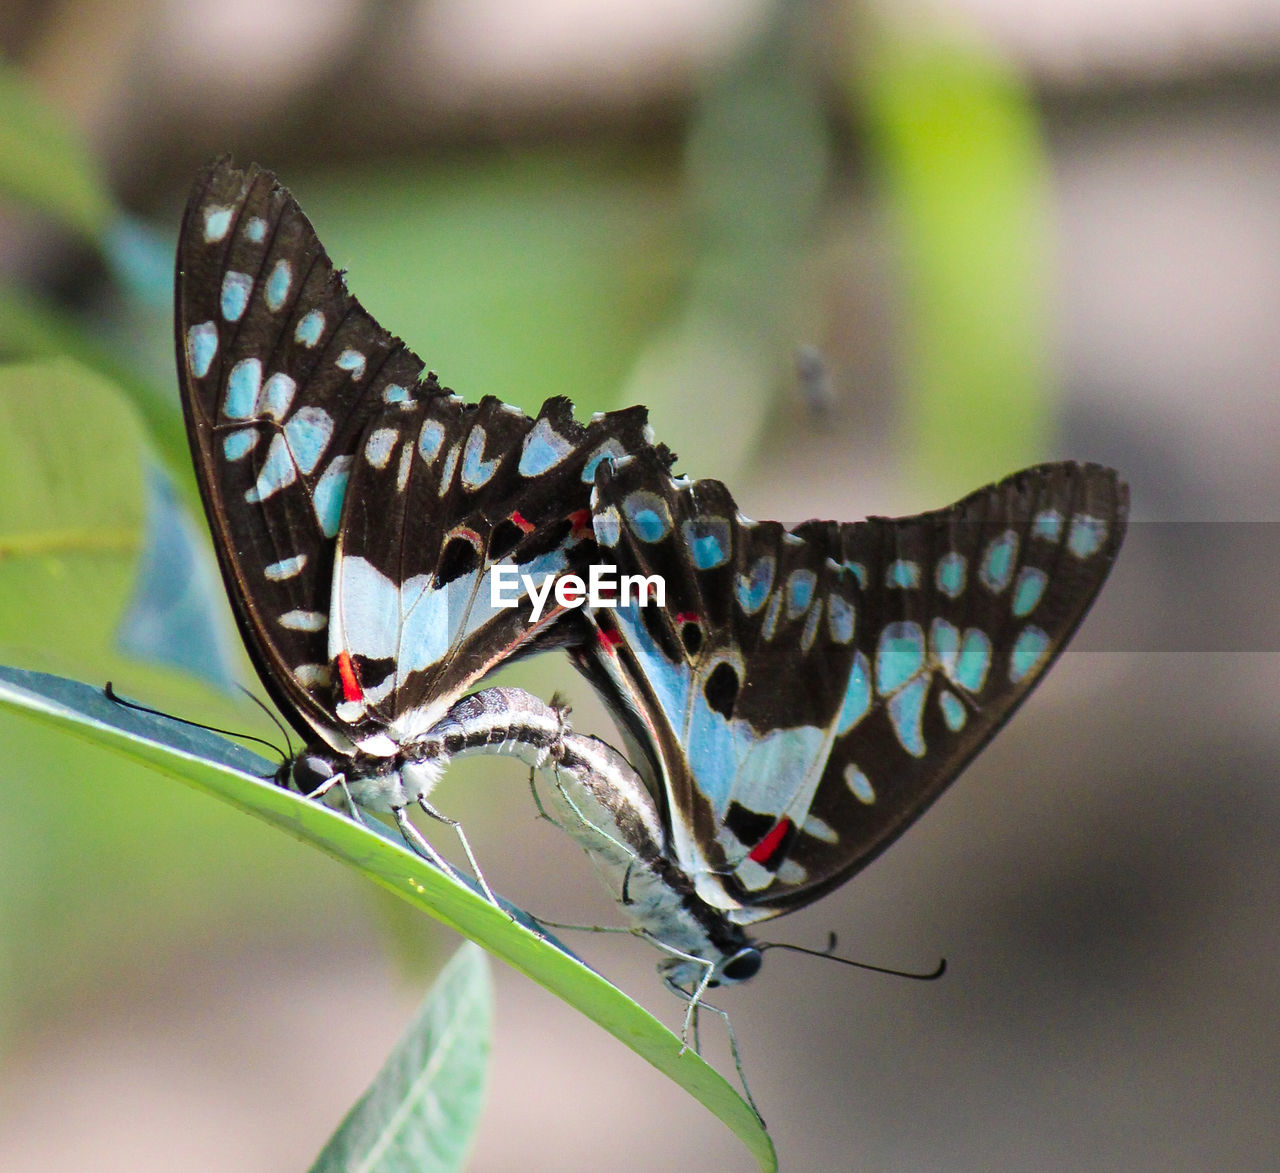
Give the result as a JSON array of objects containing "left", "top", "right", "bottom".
[
  {"left": 329, "top": 393, "right": 669, "bottom": 741},
  {"left": 769, "top": 462, "right": 1128, "bottom": 917},
  {"left": 177, "top": 158, "right": 442, "bottom": 750},
  {"left": 581, "top": 456, "right": 1127, "bottom": 923},
  {"left": 574, "top": 454, "right": 859, "bottom": 908}
]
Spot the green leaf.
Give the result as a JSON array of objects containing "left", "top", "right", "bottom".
[
  {"left": 293, "top": 152, "right": 680, "bottom": 419},
  {"left": 853, "top": 21, "right": 1053, "bottom": 492},
  {"left": 0, "top": 358, "right": 145, "bottom": 676},
  {"left": 310, "top": 943, "right": 492, "bottom": 1173},
  {"left": 0, "top": 666, "right": 777, "bottom": 1172},
  {"left": 0, "top": 294, "right": 190, "bottom": 492},
  {"left": 0, "top": 61, "right": 114, "bottom": 241}
]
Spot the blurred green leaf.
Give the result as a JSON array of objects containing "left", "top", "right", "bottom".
[
  {"left": 310, "top": 942, "right": 491, "bottom": 1173},
  {"left": 0, "top": 60, "right": 113, "bottom": 241},
  {"left": 642, "top": 6, "right": 833, "bottom": 477},
  {"left": 0, "top": 667, "right": 777, "bottom": 1173},
  {"left": 854, "top": 21, "right": 1053, "bottom": 492},
  {"left": 0, "top": 294, "right": 189, "bottom": 489},
  {"left": 0, "top": 358, "right": 144, "bottom": 677},
  {"left": 295, "top": 152, "right": 682, "bottom": 419}
]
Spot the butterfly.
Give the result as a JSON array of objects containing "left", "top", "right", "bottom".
[
  {"left": 175, "top": 158, "right": 669, "bottom": 885},
  {"left": 553, "top": 454, "right": 1127, "bottom": 1009}
]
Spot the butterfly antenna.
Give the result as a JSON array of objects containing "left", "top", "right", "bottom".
[
  {"left": 759, "top": 936, "right": 946, "bottom": 982},
  {"left": 236, "top": 684, "right": 295, "bottom": 758},
  {"left": 103, "top": 682, "right": 289, "bottom": 763}
]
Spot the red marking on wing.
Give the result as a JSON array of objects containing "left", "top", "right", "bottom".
[
  {"left": 510, "top": 510, "right": 535, "bottom": 534},
  {"left": 443, "top": 524, "right": 483, "bottom": 546},
  {"left": 596, "top": 627, "right": 622, "bottom": 651},
  {"left": 676, "top": 611, "right": 699, "bottom": 625},
  {"left": 336, "top": 651, "right": 363, "bottom": 702},
  {"left": 748, "top": 817, "right": 793, "bottom": 865},
  {"left": 567, "top": 508, "right": 593, "bottom": 541}
]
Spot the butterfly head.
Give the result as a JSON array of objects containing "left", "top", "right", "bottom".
[
  {"left": 284, "top": 745, "right": 448, "bottom": 812},
  {"left": 659, "top": 941, "right": 764, "bottom": 996}
]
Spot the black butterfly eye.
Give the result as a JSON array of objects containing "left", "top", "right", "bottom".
[
  {"left": 291, "top": 753, "right": 336, "bottom": 796},
  {"left": 720, "top": 948, "right": 763, "bottom": 984},
  {"left": 703, "top": 661, "right": 739, "bottom": 717}
]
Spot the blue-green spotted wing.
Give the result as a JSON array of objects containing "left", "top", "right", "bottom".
[
  {"left": 574, "top": 456, "right": 1127, "bottom": 922},
  {"left": 176, "top": 158, "right": 668, "bottom": 762}
]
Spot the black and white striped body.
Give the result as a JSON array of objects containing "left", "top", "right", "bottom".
[{"left": 431, "top": 687, "right": 763, "bottom": 995}]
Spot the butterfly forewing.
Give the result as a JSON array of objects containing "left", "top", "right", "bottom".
[
  {"left": 177, "top": 158, "right": 435, "bottom": 750},
  {"left": 331, "top": 393, "right": 667, "bottom": 741},
  {"left": 755, "top": 462, "right": 1127, "bottom": 915},
  {"left": 582, "top": 456, "right": 1126, "bottom": 922}
]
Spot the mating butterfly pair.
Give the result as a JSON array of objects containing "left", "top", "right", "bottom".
[{"left": 176, "top": 160, "right": 1127, "bottom": 1042}]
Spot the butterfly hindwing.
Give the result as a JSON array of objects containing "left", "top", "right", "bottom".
[
  {"left": 176, "top": 158, "right": 434, "bottom": 750},
  {"left": 331, "top": 392, "right": 665, "bottom": 741},
  {"left": 582, "top": 460, "right": 861, "bottom": 905},
  {"left": 581, "top": 455, "right": 1127, "bottom": 922}
]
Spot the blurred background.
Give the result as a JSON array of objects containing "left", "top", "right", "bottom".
[{"left": 0, "top": 0, "right": 1277, "bottom": 1169}]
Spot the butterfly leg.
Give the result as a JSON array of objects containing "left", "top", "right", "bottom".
[
  {"left": 692, "top": 996, "right": 763, "bottom": 1124},
  {"left": 547, "top": 768, "right": 641, "bottom": 862},
  {"left": 391, "top": 805, "right": 463, "bottom": 877},
  {"left": 414, "top": 796, "right": 505, "bottom": 912},
  {"left": 304, "top": 771, "right": 365, "bottom": 823},
  {"left": 527, "top": 766, "right": 571, "bottom": 833},
  {"left": 657, "top": 958, "right": 763, "bottom": 1120}
]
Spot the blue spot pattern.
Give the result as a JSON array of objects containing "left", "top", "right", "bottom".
[
  {"left": 336, "top": 349, "right": 366, "bottom": 379},
  {"left": 844, "top": 764, "right": 875, "bottom": 804},
  {"left": 187, "top": 322, "right": 218, "bottom": 378},
  {"left": 594, "top": 506, "right": 622, "bottom": 548},
  {"left": 519, "top": 418, "right": 571, "bottom": 477},
  {"left": 265, "top": 260, "right": 292, "bottom": 312},
  {"left": 886, "top": 559, "right": 920, "bottom": 589},
  {"left": 939, "top": 689, "right": 967, "bottom": 732},
  {"left": 1012, "top": 567, "right": 1048, "bottom": 617},
  {"left": 953, "top": 629, "right": 992, "bottom": 694},
  {"left": 225, "top": 359, "right": 262, "bottom": 420},
  {"left": 1032, "top": 509, "right": 1063, "bottom": 542},
  {"left": 935, "top": 552, "right": 966, "bottom": 598},
  {"left": 876, "top": 622, "right": 925, "bottom": 695},
  {"left": 261, "top": 373, "right": 296, "bottom": 420},
  {"left": 294, "top": 309, "right": 324, "bottom": 347},
  {"left": 888, "top": 677, "right": 928, "bottom": 757},
  {"left": 222, "top": 429, "right": 257, "bottom": 461},
  {"left": 623, "top": 491, "right": 671, "bottom": 542},
  {"left": 202, "top": 207, "right": 231, "bottom": 242},
  {"left": 582, "top": 439, "right": 626, "bottom": 484},
  {"left": 418, "top": 419, "right": 445, "bottom": 464},
  {"left": 683, "top": 519, "right": 731, "bottom": 570},
  {"left": 735, "top": 556, "right": 774, "bottom": 615},
  {"left": 835, "top": 651, "right": 872, "bottom": 734},
  {"left": 786, "top": 570, "right": 816, "bottom": 618},
  {"left": 980, "top": 530, "right": 1018, "bottom": 593},
  {"left": 1068, "top": 514, "right": 1107, "bottom": 559},
  {"left": 283, "top": 406, "right": 334, "bottom": 475},
  {"left": 827, "top": 594, "right": 854, "bottom": 644},
  {"left": 461, "top": 428, "right": 498, "bottom": 488},
  {"left": 312, "top": 457, "right": 351, "bottom": 539},
  {"left": 221, "top": 271, "right": 251, "bottom": 322},
  {"left": 1010, "top": 626, "right": 1049, "bottom": 683}
]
